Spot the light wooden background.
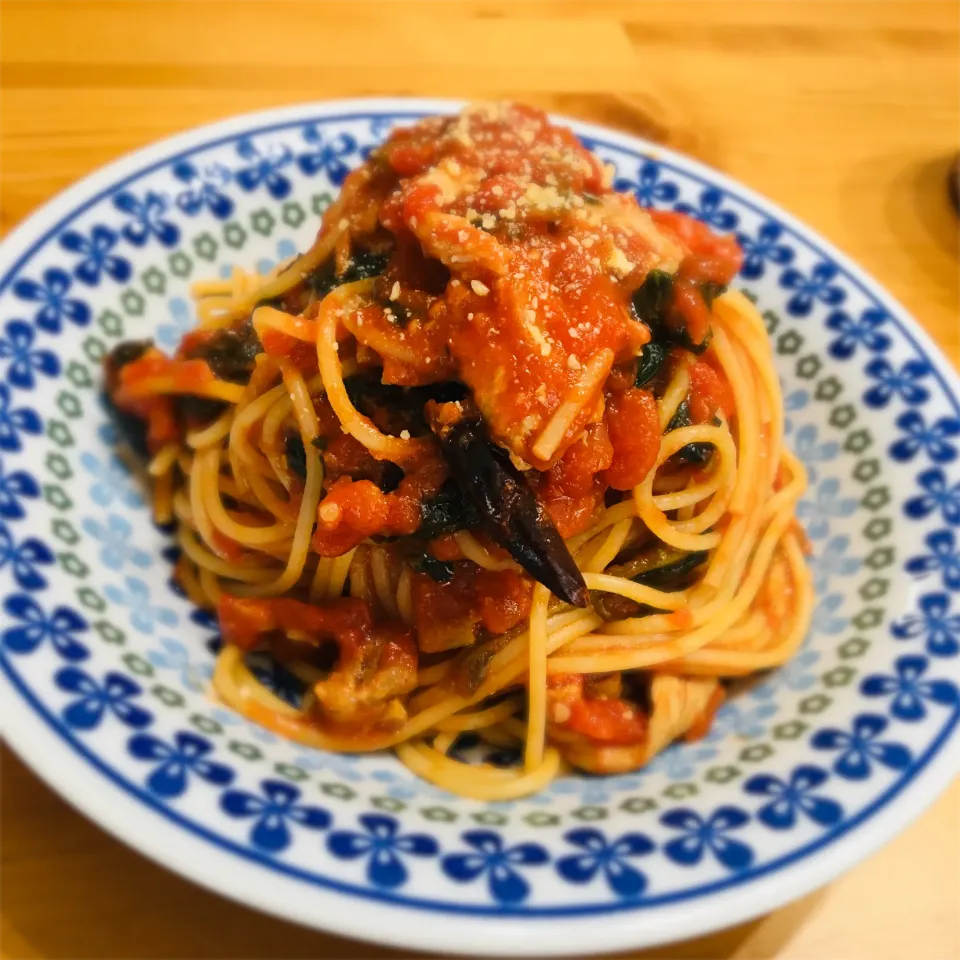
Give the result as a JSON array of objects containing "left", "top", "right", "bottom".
[{"left": 1, "top": 2, "right": 958, "bottom": 958}]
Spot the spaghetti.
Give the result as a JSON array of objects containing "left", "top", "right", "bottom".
[{"left": 104, "top": 103, "right": 813, "bottom": 800}]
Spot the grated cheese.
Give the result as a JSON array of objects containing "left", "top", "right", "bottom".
[{"left": 606, "top": 245, "right": 634, "bottom": 278}]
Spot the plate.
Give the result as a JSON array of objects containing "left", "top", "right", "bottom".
[{"left": 1, "top": 98, "right": 958, "bottom": 957}]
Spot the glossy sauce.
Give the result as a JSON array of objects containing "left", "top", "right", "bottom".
[
  {"left": 367, "top": 103, "right": 690, "bottom": 467},
  {"left": 547, "top": 673, "right": 648, "bottom": 745},
  {"left": 412, "top": 566, "right": 533, "bottom": 653}
]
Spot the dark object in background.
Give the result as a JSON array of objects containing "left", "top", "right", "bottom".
[{"left": 949, "top": 155, "right": 960, "bottom": 215}]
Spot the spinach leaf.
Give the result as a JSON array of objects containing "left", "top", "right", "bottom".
[
  {"left": 285, "top": 434, "right": 308, "bottom": 479},
  {"left": 308, "top": 250, "right": 390, "bottom": 297},
  {"left": 630, "top": 269, "right": 674, "bottom": 325},
  {"left": 666, "top": 399, "right": 714, "bottom": 465},
  {"left": 635, "top": 340, "right": 669, "bottom": 387},
  {"left": 701, "top": 281, "right": 727, "bottom": 308}
]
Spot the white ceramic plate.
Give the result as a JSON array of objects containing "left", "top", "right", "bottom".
[{"left": 1, "top": 99, "right": 958, "bottom": 956}]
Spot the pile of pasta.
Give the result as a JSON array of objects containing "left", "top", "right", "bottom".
[{"left": 106, "top": 103, "right": 812, "bottom": 799}]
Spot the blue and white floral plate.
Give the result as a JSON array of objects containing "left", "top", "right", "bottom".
[{"left": 1, "top": 99, "right": 958, "bottom": 956}]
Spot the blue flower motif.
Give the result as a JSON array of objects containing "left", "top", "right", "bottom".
[
  {"left": 97, "top": 420, "right": 118, "bottom": 446},
  {"left": 796, "top": 477, "right": 857, "bottom": 540},
  {"left": 288, "top": 748, "right": 364, "bottom": 781},
  {"left": 222, "top": 779, "right": 330, "bottom": 853},
  {"left": 890, "top": 410, "right": 960, "bottom": 464},
  {"left": 892, "top": 592, "right": 960, "bottom": 658},
  {"left": 736, "top": 220, "right": 794, "bottom": 280},
  {"left": 752, "top": 648, "right": 819, "bottom": 698},
  {"left": 79, "top": 451, "right": 143, "bottom": 508},
  {"left": 824, "top": 306, "right": 890, "bottom": 360},
  {"left": 104, "top": 576, "right": 178, "bottom": 635},
  {"left": 743, "top": 765, "right": 843, "bottom": 830},
  {"left": 613, "top": 159, "right": 679, "bottom": 207},
  {"left": 792, "top": 424, "right": 839, "bottom": 484},
  {"left": 1, "top": 594, "right": 88, "bottom": 660},
  {"left": 81, "top": 514, "right": 151, "bottom": 571},
  {"left": 661, "top": 806, "right": 753, "bottom": 871},
  {"left": 674, "top": 187, "right": 739, "bottom": 231},
  {"left": 363, "top": 763, "right": 451, "bottom": 801},
  {"left": 779, "top": 261, "right": 845, "bottom": 318},
  {"left": 644, "top": 741, "right": 718, "bottom": 780},
  {"left": 112, "top": 190, "right": 180, "bottom": 247},
  {"left": 783, "top": 388, "right": 810, "bottom": 438},
  {"left": 147, "top": 636, "right": 213, "bottom": 692},
  {"left": 905, "top": 468, "right": 960, "bottom": 526},
  {"left": 861, "top": 654, "right": 959, "bottom": 721},
  {"left": 234, "top": 138, "right": 293, "bottom": 199},
  {"left": 171, "top": 160, "right": 234, "bottom": 219},
  {"left": 255, "top": 238, "right": 298, "bottom": 276},
  {"left": 0, "top": 524, "right": 53, "bottom": 590},
  {"left": 546, "top": 775, "right": 614, "bottom": 805},
  {"left": 811, "top": 713, "right": 912, "bottom": 780},
  {"left": 441, "top": 830, "right": 549, "bottom": 904},
  {"left": 809, "top": 536, "right": 861, "bottom": 593},
  {"left": 367, "top": 115, "right": 397, "bottom": 144},
  {"left": 906, "top": 530, "right": 960, "bottom": 591},
  {"left": 704, "top": 700, "right": 779, "bottom": 742},
  {"left": 810, "top": 593, "right": 847, "bottom": 635},
  {"left": 128, "top": 731, "right": 232, "bottom": 798},
  {"left": 11, "top": 267, "right": 91, "bottom": 333},
  {"left": 863, "top": 356, "right": 930, "bottom": 409},
  {"left": 784, "top": 388, "right": 810, "bottom": 412},
  {"left": 55, "top": 666, "right": 152, "bottom": 730},
  {"left": 327, "top": 813, "right": 438, "bottom": 887},
  {"left": 380, "top": 776, "right": 451, "bottom": 802},
  {"left": 0, "top": 384, "right": 41, "bottom": 453},
  {"left": 155, "top": 296, "right": 194, "bottom": 351},
  {"left": 296, "top": 127, "right": 358, "bottom": 185},
  {"left": 0, "top": 458, "right": 39, "bottom": 519},
  {"left": 58, "top": 225, "right": 132, "bottom": 285},
  {"left": 0, "top": 320, "right": 59, "bottom": 389},
  {"left": 556, "top": 828, "right": 654, "bottom": 898},
  {"left": 212, "top": 712, "right": 278, "bottom": 745}
]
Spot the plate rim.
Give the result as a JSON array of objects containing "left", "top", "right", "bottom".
[{"left": 1, "top": 96, "right": 959, "bottom": 956}]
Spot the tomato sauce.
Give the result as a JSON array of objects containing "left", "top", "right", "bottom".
[
  {"left": 312, "top": 453, "right": 447, "bottom": 557},
  {"left": 603, "top": 388, "right": 661, "bottom": 490},
  {"left": 304, "top": 105, "right": 743, "bottom": 551},
  {"left": 412, "top": 566, "right": 533, "bottom": 653},
  {"left": 547, "top": 673, "right": 648, "bottom": 745},
  {"left": 370, "top": 103, "right": 704, "bottom": 468},
  {"left": 259, "top": 327, "right": 319, "bottom": 377},
  {"left": 537, "top": 423, "right": 613, "bottom": 537},
  {"left": 688, "top": 361, "right": 735, "bottom": 423},
  {"left": 217, "top": 594, "right": 419, "bottom": 729},
  {"left": 109, "top": 347, "right": 197, "bottom": 453},
  {"left": 217, "top": 593, "right": 376, "bottom": 652},
  {"left": 648, "top": 211, "right": 743, "bottom": 346}
]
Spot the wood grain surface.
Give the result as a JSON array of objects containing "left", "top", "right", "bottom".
[{"left": 1, "top": 2, "right": 958, "bottom": 958}]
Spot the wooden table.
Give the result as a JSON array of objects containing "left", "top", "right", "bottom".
[{"left": 1, "top": 2, "right": 958, "bottom": 957}]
